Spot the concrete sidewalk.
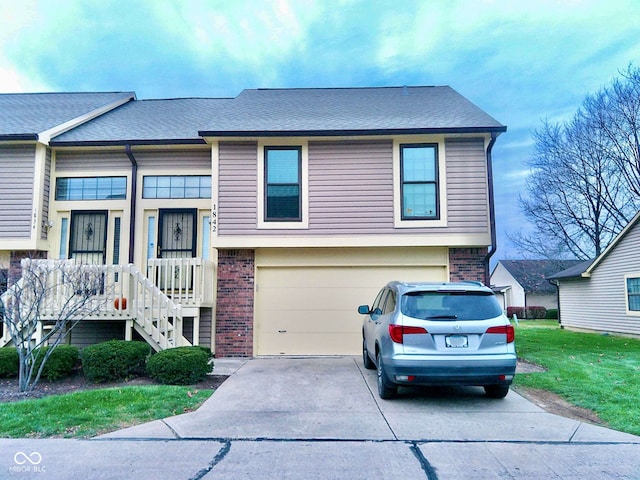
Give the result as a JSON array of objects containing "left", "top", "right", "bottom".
[{"left": 1, "top": 357, "right": 639, "bottom": 479}]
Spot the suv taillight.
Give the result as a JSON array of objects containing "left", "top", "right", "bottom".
[
  {"left": 389, "top": 325, "right": 428, "bottom": 343},
  {"left": 486, "top": 325, "right": 515, "bottom": 343}
]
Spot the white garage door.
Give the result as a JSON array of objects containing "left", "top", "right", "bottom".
[{"left": 255, "top": 260, "right": 447, "bottom": 356}]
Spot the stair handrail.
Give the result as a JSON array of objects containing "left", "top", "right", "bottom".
[{"left": 126, "top": 264, "right": 184, "bottom": 350}]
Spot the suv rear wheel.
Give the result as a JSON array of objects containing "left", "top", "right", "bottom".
[
  {"left": 484, "top": 384, "right": 510, "bottom": 399},
  {"left": 376, "top": 351, "right": 397, "bottom": 399}
]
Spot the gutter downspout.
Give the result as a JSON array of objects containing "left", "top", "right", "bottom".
[
  {"left": 484, "top": 132, "right": 499, "bottom": 285},
  {"left": 549, "top": 278, "right": 562, "bottom": 327},
  {"left": 125, "top": 145, "right": 138, "bottom": 265}
]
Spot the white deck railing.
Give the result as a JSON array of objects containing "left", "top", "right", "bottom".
[
  {"left": 0, "top": 260, "right": 187, "bottom": 351},
  {"left": 147, "top": 257, "right": 215, "bottom": 307}
]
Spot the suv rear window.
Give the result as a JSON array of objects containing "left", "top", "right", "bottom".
[{"left": 401, "top": 291, "right": 503, "bottom": 320}]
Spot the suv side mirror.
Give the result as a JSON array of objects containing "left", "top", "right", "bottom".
[{"left": 357, "top": 305, "right": 370, "bottom": 315}]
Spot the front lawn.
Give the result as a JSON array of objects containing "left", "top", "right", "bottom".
[
  {"left": 0, "top": 386, "right": 212, "bottom": 438},
  {"left": 514, "top": 320, "right": 640, "bottom": 436}
]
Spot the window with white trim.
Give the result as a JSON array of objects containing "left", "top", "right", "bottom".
[
  {"left": 400, "top": 143, "right": 439, "bottom": 220},
  {"left": 56, "top": 177, "right": 126, "bottom": 200},
  {"left": 264, "top": 146, "right": 302, "bottom": 221},
  {"left": 142, "top": 176, "right": 211, "bottom": 199},
  {"left": 626, "top": 276, "right": 640, "bottom": 313}
]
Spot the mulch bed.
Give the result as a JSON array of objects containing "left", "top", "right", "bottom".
[{"left": 0, "top": 369, "right": 228, "bottom": 403}]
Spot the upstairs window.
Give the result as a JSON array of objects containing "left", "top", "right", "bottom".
[
  {"left": 400, "top": 144, "right": 438, "bottom": 220},
  {"left": 142, "top": 176, "right": 211, "bottom": 199},
  {"left": 264, "top": 147, "right": 301, "bottom": 221},
  {"left": 56, "top": 177, "right": 126, "bottom": 200}
]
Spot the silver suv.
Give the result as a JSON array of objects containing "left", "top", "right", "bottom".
[{"left": 358, "top": 281, "right": 516, "bottom": 399}]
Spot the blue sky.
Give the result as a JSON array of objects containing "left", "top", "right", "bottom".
[{"left": 2, "top": 0, "right": 639, "bottom": 260}]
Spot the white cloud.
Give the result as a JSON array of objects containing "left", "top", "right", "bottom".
[
  {"left": 0, "top": 55, "right": 51, "bottom": 92},
  {"left": 149, "top": 0, "right": 322, "bottom": 72}
]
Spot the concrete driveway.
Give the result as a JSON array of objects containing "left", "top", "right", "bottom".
[{"left": 1, "top": 357, "right": 639, "bottom": 479}]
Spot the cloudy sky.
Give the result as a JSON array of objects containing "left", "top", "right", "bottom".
[{"left": 2, "top": 0, "right": 639, "bottom": 260}]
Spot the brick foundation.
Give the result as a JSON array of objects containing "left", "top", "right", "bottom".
[
  {"left": 215, "top": 249, "right": 254, "bottom": 357},
  {"left": 449, "top": 248, "right": 489, "bottom": 284}
]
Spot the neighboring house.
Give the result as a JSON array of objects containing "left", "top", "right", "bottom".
[
  {"left": 548, "top": 211, "right": 640, "bottom": 336},
  {"left": 490, "top": 260, "right": 584, "bottom": 313},
  {"left": 0, "top": 86, "right": 507, "bottom": 356}
]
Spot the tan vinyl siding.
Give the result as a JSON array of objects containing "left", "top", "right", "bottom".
[
  {"left": 308, "top": 140, "right": 393, "bottom": 232},
  {"left": 132, "top": 149, "right": 211, "bottom": 169},
  {"left": 218, "top": 142, "right": 258, "bottom": 234},
  {"left": 68, "top": 321, "right": 126, "bottom": 349},
  {"left": 199, "top": 307, "right": 212, "bottom": 349},
  {"left": 55, "top": 150, "right": 130, "bottom": 172},
  {"left": 559, "top": 224, "right": 640, "bottom": 335},
  {"left": 445, "top": 137, "right": 489, "bottom": 231},
  {"left": 0, "top": 145, "right": 35, "bottom": 238},
  {"left": 56, "top": 148, "right": 211, "bottom": 172},
  {"left": 41, "top": 149, "right": 52, "bottom": 239},
  {"left": 217, "top": 138, "right": 490, "bottom": 237}
]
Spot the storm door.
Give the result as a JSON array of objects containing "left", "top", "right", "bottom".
[
  {"left": 158, "top": 209, "right": 197, "bottom": 259},
  {"left": 157, "top": 209, "right": 197, "bottom": 291},
  {"left": 69, "top": 211, "right": 108, "bottom": 264}
]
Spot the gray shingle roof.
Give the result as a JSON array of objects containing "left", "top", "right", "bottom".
[
  {"left": 546, "top": 260, "right": 594, "bottom": 280},
  {"left": 199, "top": 86, "right": 506, "bottom": 136},
  {"left": 0, "top": 92, "right": 134, "bottom": 139},
  {"left": 10, "top": 86, "right": 506, "bottom": 145},
  {"left": 52, "top": 98, "right": 233, "bottom": 145},
  {"left": 498, "top": 260, "right": 585, "bottom": 293}
]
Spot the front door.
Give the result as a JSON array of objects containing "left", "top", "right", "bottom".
[
  {"left": 69, "top": 211, "right": 108, "bottom": 264},
  {"left": 158, "top": 209, "right": 197, "bottom": 259},
  {"left": 157, "top": 209, "right": 197, "bottom": 291}
]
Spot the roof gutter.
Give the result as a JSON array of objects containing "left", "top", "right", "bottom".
[
  {"left": 484, "top": 131, "right": 499, "bottom": 285},
  {"left": 125, "top": 145, "right": 138, "bottom": 264}
]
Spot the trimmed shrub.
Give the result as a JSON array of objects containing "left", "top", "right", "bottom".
[
  {"left": 0, "top": 348, "right": 19, "bottom": 378},
  {"left": 506, "top": 306, "right": 548, "bottom": 319},
  {"left": 147, "top": 346, "right": 213, "bottom": 385},
  {"left": 506, "top": 306, "right": 525, "bottom": 319},
  {"left": 82, "top": 340, "right": 151, "bottom": 383},
  {"left": 545, "top": 308, "right": 559, "bottom": 319},
  {"left": 33, "top": 345, "right": 79, "bottom": 381},
  {"left": 526, "top": 306, "right": 548, "bottom": 319}
]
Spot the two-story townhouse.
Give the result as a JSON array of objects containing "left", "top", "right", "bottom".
[
  {"left": 201, "top": 86, "right": 506, "bottom": 356},
  {"left": 0, "top": 92, "right": 134, "bottom": 275},
  {"left": 1, "top": 86, "right": 506, "bottom": 358}
]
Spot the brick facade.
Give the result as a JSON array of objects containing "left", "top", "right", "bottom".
[
  {"left": 215, "top": 249, "right": 255, "bottom": 357},
  {"left": 448, "top": 247, "right": 489, "bottom": 284},
  {"left": 8, "top": 250, "right": 48, "bottom": 285}
]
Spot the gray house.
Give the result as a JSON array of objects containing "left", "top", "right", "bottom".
[
  {"left": 549, "top": 211, "right": 640, "bottom": 336},
  {"left": 1, "top": 86, "right": 507, "bottom": 356},
  {"left": 490, "top": 259, "right": 583, "bottom": 313}
]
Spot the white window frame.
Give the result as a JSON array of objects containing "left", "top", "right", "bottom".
[
  {"left": 257, "top": 139, "right": 309, "bottom": 229},
  {"left": 393, "top": 138, "right": 447, "bottom": 228},
  {"left": 624, "top": 273, "right": 640, "bottom": 316}
]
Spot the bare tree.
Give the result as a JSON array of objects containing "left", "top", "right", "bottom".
[
  {"left": 1, "top": 259, "right": 111, "bottom": 392},
  {"left": 512, "top": 65, "right": 640, "bottom": 259},
  {"left": 587, "top": 65, "right": 640, "bottom": 200}
]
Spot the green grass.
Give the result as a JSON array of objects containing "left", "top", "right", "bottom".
[
  {"left": 514, "top": 320, "right": 640, "bottom": 436},
  {"left": 0, "top": 386, "right": 212, "bottom": 438}
]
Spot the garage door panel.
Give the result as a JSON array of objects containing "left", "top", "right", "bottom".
[
  {"left": 255, "top": 264, "right": 447, "bottom": 356},
  {"left": 258, "top": 333, "right": 362, "bottom": 356},
  {"left": 258, "top": 286, "right": 380, "bottom": 312},
  {"left": 256, "top": 310, "right": 361, "bottom": 334}
]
